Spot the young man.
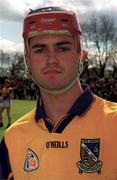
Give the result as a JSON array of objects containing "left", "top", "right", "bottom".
[{"left": 0, "top": 7, "right": 117, "bottom": 180}]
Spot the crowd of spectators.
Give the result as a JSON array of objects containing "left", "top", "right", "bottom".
[
  {"left": 0, "top": 77, "right": 39, "bottom": 100},
  {"left": 0, "top": 76, "right": 117, "bottom": 102},
  {"left": 82, "top": 77, "right": 117, "bottom": 102},
  {"left": 11, "top": 78, "right": 39, "bottom": 100}
]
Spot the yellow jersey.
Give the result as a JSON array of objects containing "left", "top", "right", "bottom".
[{"left": 4, "top": 95, "right": 117, "bottom": 180}]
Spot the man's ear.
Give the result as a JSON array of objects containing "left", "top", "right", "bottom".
[{"left": 24, "top": 54, "right": 30, "bottom": 68}]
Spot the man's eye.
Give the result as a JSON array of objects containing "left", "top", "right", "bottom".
[
  {"left": 58, "top": 47, "right": 70, "bottom": 52},
  {"left": 35, "top": 48, "right": 45, "bottom": 53}
]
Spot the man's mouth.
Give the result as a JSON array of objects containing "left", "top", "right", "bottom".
[{"left": 44, "top": 69, "right": 61, "bottom": 74}]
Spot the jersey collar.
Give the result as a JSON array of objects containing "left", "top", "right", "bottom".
[{"left": 35, "top": 85, "right": 95, "bottom": 133}]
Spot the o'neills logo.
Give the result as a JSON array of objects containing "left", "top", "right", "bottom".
[
  {"left": 46, "top": 141, "right": 68, "bottom": 148},
  {"left": 41, "top": 18, "right": 56, "bottom": 23},
  {"left": 76, "top": 139, "right": 103, "bottom": 174}
]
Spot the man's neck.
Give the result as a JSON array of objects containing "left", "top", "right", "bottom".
[{"left": 40, "top": 82, "right": 83, "bottom": 124}]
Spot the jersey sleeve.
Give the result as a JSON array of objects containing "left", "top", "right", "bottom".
[{"left": 0, "top": 138, "right": 13, "bottom": 180}]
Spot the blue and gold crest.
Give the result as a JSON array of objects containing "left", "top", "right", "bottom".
[{"left": 76, "top": 138, "right": 103, "bottom": 174}]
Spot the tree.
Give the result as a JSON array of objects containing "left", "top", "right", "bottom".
[
  {"left": 0, "top": 50, "right": 25, "bottom": 78},
  {"left": 9, "top": 52, "right": 25, "bottom": 78},
  {"left": 81, "top": 14, "right": 117, "bottom": 78},
  {"left": 0, "top": 50, "right": 11, "bottom": 68}
]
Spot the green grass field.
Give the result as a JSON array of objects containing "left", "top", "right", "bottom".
[{"left": 0, "top": 99, "right": 36, "bottom": 141}]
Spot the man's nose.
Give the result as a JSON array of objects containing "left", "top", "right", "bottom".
[{"left": 46, "top": 50, "right": 58, "bottom": 64}]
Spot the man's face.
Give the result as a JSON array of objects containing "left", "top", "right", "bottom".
[{"left": 26, "top": 34, "right": 81, "bottom": 91}]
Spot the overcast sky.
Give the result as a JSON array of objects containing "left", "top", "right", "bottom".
[{"left": 0, "top": 0, "right": 117, "bottom": 52}]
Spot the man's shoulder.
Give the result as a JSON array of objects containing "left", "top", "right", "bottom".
[
  {"left": 96, "top": 95, "right": 117, "bottom": 115},
  {"left": 5, "top": 108, "right": 36, "bottom": 136},
  {"left": 4, "top": 108, "right": 42, "bottom": 150}
]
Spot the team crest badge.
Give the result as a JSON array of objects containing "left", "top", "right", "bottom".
[
  {"left": 24, "top": 148, "right": 39, "bottom": 172},
  {"left": 76, "top": 138, "right": 103, "bottom": 174}
]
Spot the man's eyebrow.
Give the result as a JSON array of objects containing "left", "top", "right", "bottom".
[
  {"left": 31, "top": 41, "right": 72, "bottom": 49},
  {"left": 32, "top": 44, "right": 47, "bottom": 49},
  {"left": 56, "top": 41, "right": 72, "bottom": 46}
]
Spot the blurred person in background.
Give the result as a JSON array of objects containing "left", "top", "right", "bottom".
[{"left": 0, "top": 79, "right": 13, "bottom": 128}]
